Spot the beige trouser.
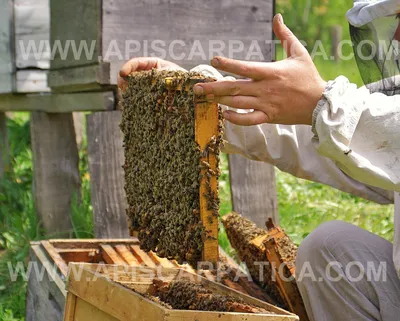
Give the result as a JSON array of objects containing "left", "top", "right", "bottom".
[{"left": 296, "top": 220, "right": 400, "bottom": 321}]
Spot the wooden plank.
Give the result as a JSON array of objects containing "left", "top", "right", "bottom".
[
  {"left": 14, "top": 0, "right": 50, "bottom": 69},
  {"left": 67, "top": 267, "right": 166, "bottom": 321},
  {"left": 130, "top": 245, "right": 157, "bottom": 268},
  {"left": 48, "top": 63, "right": 111, "bottom": 92},
  {"left": 73, "top": 297, "right": 119, "bottom": 321},
  {"left": 50, "top": 0, "right": 101, "bottom": 69},
  {"left": 0, "top": 92, "right": 115, "bottom": 112},
  {"left": 103, "top": 0, "right": 273, "bottom": 71},
  {"left": 0, "top": 112, "right": 9, "bottom": 178},
  {"left": 31, "top": 112, "right": 80, "bottom": 236},
  {"left": 86, "top": 111, "right": 129, "bottom": 238},
  {"left": 66, "top": 264, "right": 297, "bottom": 320},
  {"left": 0, "top": 0, "right": 14, "bottom": 94},
  {"left": 49, "top": 0, "right": 273, "bottom": 89},
  {"left": 42, "top": 240, "right": 69, "bottom": 276},
  {"left": 0, "top": 74, "right": 14, "bottom": 95},
  {"left": 114, "top": 245, "right": 140, "bottom": 266},
  {"left": 100, "top": 244, "right": 127, "bottom": 265},
  {"left": 50, "top": 238, "right": 139, "bottom": 249},
  {"left": 228, "top": 154, "right": 279, "bottom": 227},
  {"left": 58, "top": 248, "right": 101, "bottom": 264},
  {"left": 147, "top": 251, "right": 176, "bottom": 269},
  {"left": 16, "top": 70, "right": 50, "bottom": 93},
  {"left": 164, "top": 310, "right": 294, "bottom": 321},
  {"left": 26, "top": 244, "right": 66, "bottom": 321},
  {"left": 63, "top": 293, "right": 77, "bottom": 321},
  {"left": 195, "top": 99, "right": 219, "bottom": 264}
]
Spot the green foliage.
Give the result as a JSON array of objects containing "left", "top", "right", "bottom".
[
  {"left": 0, "top": 305, "right": 23, "bottom": 321},
  {"left": 277, "top": 0, "right": 352, "bottom": 53},
  {"left": 0, "top": 114, "right": 35, "bottom": 321},
  {"left": 0, "top": 113, "right": 94, "bottom": 321},
  {"left": 276, "top": 0, "right": 364, "bottom": 86},
  {"left": 276, "top": 170, "right": 394, "bottom": 245}
]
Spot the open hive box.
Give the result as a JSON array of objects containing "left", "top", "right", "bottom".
[
  {"left": 63, "top": 263, "right": 299, "bottom": 321},
  {"left": 27, "top": 238, "right": 273, "bottom": 321}
]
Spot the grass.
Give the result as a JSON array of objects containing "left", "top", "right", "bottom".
[{"left": 0, "top": 50, "right": 395, "bottom": 320}]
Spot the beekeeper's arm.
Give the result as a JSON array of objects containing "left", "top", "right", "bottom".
[
  {"left": 311, "top": 75, "right": 400, "bottom": 194},
  {"left": 193, "top": 15, "right": 398, "bottom": 204},
  {"left": 191, "top": 63, "right": 394, "bottom": 205}
]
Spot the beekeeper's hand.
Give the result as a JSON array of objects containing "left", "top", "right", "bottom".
[
  {"left": 193, "top": 14, "right": 327, "bottom": 126},
  {"left": 118, "top": 58, "right": 185, "bottom": 91}
]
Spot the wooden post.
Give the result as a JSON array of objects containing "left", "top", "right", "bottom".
[
  {"left": 30, "top": 112, "right": 80, "bottom": 237},
  {"left": 0, "top": 0, "right": 14, "bottom": 94},
  {"left": 86, "top": 111, "right": 129, "bottom": 238},
  {"left": 0, "top": 112, "right": 9, "bottom": 178},
  {"left": 228, "top": 155, "right": 279, "bottom": 228}
]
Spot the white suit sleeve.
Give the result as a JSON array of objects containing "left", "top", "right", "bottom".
[
  {"left": 312, "top": 75, "right": 400, "bottom": 194},
  {"left": 190, "top": 65, "right": 394, "bottom": 205}
]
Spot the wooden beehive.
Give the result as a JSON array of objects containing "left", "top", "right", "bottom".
[
  {"left": 63, "top": 263, "right": 299, "bottom": 321},
  {"left": 26, "top": 238, "right": 272, "bottom": 321},
  {"left": 48, "top": 0, "right": 273, "bottom": 92}
]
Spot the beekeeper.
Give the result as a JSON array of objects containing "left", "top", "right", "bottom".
[{"left": 118, "top": 0, "right": 400, "bottom": 319}]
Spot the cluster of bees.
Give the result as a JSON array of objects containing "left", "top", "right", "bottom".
[
  {"left": 120, "top": 70, "right": 223, "bottom": 265},
  {"left": 222, "top": 212, "right": 284, "bottom": 306}
]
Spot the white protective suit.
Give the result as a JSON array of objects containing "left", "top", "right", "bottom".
[
  {"left": 197, "top": 0, "right": 400, "bottom": 275},
  {"left": 193, "top": 0, "right": 400, "bottom": 320}
]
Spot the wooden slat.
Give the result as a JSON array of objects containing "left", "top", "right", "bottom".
[
  {"left": 0, "top": 92, "right": 115, "bottom": 113},
  {"left": 58, "top": 249, "right": 100, "bottom": 264},
  {"left": 0, "top": 0, "right": 14, "bottom": 94},
  {"left": 103, "top": 0, "right": 273, "bottom": 71},
  {"left": 49, "top": 0, "right": 273, "bottom": 89},
  {"left": 67, "top": 267, "right": 166, "bottom": 321},
  {"left": 164, "top": 310, "right": 293, "bottom": 321},
  {"left": 48, "top": 63, "right": 111, "bottom": 92},
  {"left": 130, "top": 245, "right": 157, "bottom": 268},
  {"left": 100, "top": 244, "right": 127, "bottom": 265},
  {"left": 41, "top": 241, "right": 69, "bottom": 276},
  {"left": 195, "top": 98, "right": 219, "bottom": 264},
  {"left": 49, "top": 238, "right": 139, "bottom": 249},
  {"left": 16, "top": 70, "right": 50, "bottom": 93},
  {"left": 228, "top": 147, "right": 279, "bottom": 228},
  {"left": 14, "top": 0, "right": 50, "bottom": 69},
  {"left": 114, "top": 245, "right": 140, "bottom": 266},
  {"left": 50, "top": 0, "right": 101, "bottom": 69},
  {"left": 87, "top": 111, "right": 129, "bottom": 238},
  {"left": 67, "top": 264, "right": 298, "bottom": 320},
  {"left": 63, "top": 293, "right": 77, "bottom": 321},
  {"left": 263, "top": 237, "right": 309, "bottom": 321},
  {"left": 74, "top": 297, "right": 119, "bottom": 321},
  {"left": 147, "top": 251, "right": 176, "bottom": 269},
  {"left": 26, "top": 244, "right": 66, "bottom": 321},
  {"left": 31, "top": 113, "right": 80, "bottom": 236}
]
